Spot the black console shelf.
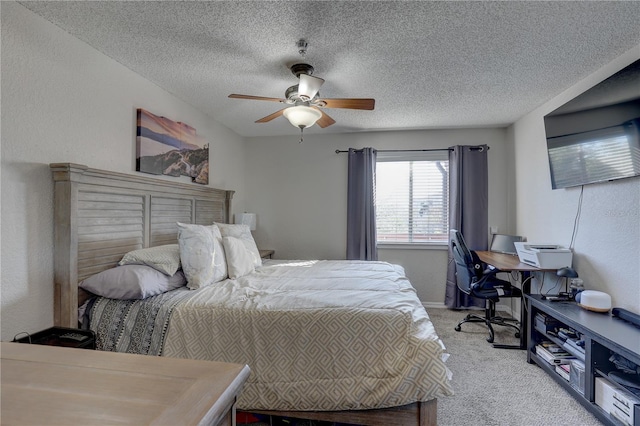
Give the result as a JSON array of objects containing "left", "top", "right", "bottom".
[{"left": 526, "top": 294, "right": 640, "bottom": 426}]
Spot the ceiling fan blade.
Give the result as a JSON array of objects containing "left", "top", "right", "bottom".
[
  {"left": 255, "top": 108, "right": 286, "bottom": 123},
  {"left": 229, "top": 94, "right": 286, "bottom": 103},
  {"left": 321, "top": 98, "right": 375, "bottom": 110},
  {"left": 298, "top": 74, "right": 325, "bottom": 100},
  {"left": 313, "top": 108, "right": 336, "bottom": 128}
]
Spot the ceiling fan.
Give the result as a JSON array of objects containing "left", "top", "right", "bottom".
[{"left": 228, "top": 39, "right": 375, "bottom": 141}]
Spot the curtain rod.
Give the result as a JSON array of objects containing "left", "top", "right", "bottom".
[{"left": 335, "top": 146, "right": 488, "bottom": 154}]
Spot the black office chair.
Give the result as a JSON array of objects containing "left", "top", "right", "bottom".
[{"left": 450, "top": 229, "right": 521, "bottom": 344}]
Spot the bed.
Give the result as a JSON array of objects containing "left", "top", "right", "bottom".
[{"left": 50, "top": 163, "right": 453, "bottom": 426}]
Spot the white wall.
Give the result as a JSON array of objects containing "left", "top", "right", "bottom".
[
  {"left": 511, "top": 46, "right": 640, "bottom": 312},
  {"left": 0, "top": 2, "right": 247, "bottom": 340},
  {"left": 245, "top": 128, "right": 510, "bottom": 305}
]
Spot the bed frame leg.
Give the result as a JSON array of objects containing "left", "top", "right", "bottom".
[{"left": 419, "top": 398, "right": 437, "bottom": 426}]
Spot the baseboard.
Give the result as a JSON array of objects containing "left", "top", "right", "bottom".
[
  {"left": 424, "top": 301, "right": 518, "bottom": 318},
  {"left": 422, "top": 302, "right": 446, "bottom": 309},
  {"left": 422, "top": 302, "right": 486, "bottom": 311}
]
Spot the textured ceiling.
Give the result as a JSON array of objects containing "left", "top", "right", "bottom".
[{"left": 19, "top": 1, "right": 640, "bottom": 138}]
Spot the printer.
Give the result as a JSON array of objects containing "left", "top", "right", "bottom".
[{"left": 514, "top": 242, "right": 573, "bottom": 269}]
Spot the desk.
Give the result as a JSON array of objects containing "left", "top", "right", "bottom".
[
  {"left": 1, "top": 342, "right": 251, "bottom": 425},
  {"left": 475, "top": 251, "right": 555, "bottom": 349},
  {"left": 476, "top": 251, "right": 542, "bottom": 275}
]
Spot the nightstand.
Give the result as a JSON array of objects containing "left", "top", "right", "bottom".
[
  {"left": 13, "top": 326, "right": 96, "bottom": 349},
  {"left": 259, "top": 249, "right": 274, "bottom": 259}
]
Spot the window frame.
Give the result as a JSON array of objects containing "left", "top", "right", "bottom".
[{"left": 375, "top": 150, "right": 450, "bottom": 249}]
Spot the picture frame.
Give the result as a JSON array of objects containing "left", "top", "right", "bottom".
[{"left": 136, "top": 108, "right": 209, "bottom": 185}]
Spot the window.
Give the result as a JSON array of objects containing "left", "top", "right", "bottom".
[{"left": 375, "top": 151, "right": 449, "bottom": 244}]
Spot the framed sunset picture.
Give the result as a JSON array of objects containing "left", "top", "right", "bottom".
[{"left": 136, "top": 108, "right": 209, "bottom": 185}]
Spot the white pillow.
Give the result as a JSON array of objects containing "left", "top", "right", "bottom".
[
  {"left": 177, "top": 223, "right": 227, "bottom": 289},
  {"left": 211, "top": 225, "right": 228, "bottom": 282},
  {"left": 214, "top": 223, "right": 262, "bottom": 268},
  {"left": 119, "top": 244, "right": 181, "bottom": 276},
  {"left": 222, "top": 236, "right": 256, "bottom": 279}
]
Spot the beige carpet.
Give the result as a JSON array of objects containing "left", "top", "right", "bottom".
[{"left": 430, "top": 307, "right": 603, "bottom": 426}]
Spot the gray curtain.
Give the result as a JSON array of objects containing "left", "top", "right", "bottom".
[
  {"left": 346, "top": 147, "right": 378, "bottom": 260},
  {"left": 445, "top": 145, "right": 489, "bottom": 308}
]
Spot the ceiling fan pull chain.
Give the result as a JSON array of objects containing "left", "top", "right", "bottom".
[{"left": 299, "top": 127, "right": 304, "bottom": 143}]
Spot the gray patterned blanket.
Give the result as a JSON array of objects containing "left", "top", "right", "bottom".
[{"left": 89, "top": 287, "right": 194, "bottom": 355}]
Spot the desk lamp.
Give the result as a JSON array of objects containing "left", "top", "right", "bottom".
[{"left": 557, "top": 267, "right": 582, "bottom": 299}]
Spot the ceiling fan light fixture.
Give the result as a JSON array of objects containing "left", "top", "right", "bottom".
[
  {"left": 283, "top": 105, "right": 322, "bottom": 129},
  {"left": 298, "top": 74, "right": 325, "bottom": 101}
]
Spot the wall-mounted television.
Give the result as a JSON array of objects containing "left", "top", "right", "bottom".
[{"left": 543, "top": 59, "right": 640, "bottom": 189}]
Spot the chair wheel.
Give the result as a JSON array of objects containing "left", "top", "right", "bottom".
[
  {"left": 486, "top": 336, "right": 494, "bottom": 343},
  {"left": 454, "top": 325, "right": 461, "bottom": 332},
  {"left": 515, "top": 332, "right": 520, "bottom": 338}
]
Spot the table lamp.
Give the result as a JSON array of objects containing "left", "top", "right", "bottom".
[{"left": 236, "top": 213, "right": 256, "bottom": 231}]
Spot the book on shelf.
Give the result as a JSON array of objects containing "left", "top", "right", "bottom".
[
  {"left": 535, "top": 312, "right": 558, "bottom": 324},
  {"left": 536, "top": 344, "right": 576, "bottom": 365},
  {"left": 546, "top": 344, "right": 568, "bottom": 353},
  {"left": 561, "top": 339, "right": 586, "bottom": 362},
  {"left": 534, "top": 314, "right": 561, "bottom": 333},
  {"left": 539, "top": 341, "right": 571, "bottom": 353},
  {"left": 538, "top": 340, "right": 558, "bottom": 349},
  {"left": 537, "top": 343, "right": 573, "bottom": 357},
  {"left": 555, "top": 363, "right": 570, "bottom": 381}
]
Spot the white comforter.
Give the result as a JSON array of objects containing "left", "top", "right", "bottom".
[{"left": 163, "top": 260, "right": 453, "bottom": 411}]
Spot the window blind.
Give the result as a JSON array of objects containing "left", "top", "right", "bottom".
[{"left": 376, "top": 151, "right": 449, "bottom": 243}]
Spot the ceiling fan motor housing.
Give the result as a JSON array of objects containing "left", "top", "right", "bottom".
[
  {"left": 290, "top": 63, "right": 314, "bottom": 78},
  {"left": 284, "top": 85, "right": 299, "bottom": 103}
]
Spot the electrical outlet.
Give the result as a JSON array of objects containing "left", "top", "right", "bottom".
[{"left": 490, "top": 226, "right": 498, "bottom": 234}]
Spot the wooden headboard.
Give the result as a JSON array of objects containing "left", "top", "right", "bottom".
[{"left": 50, "top": 163, "right": 234, "bottom": 328}]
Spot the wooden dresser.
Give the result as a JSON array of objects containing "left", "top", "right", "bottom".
[{"left": 1, "top": 342, "right": 250, "bottom": 425}]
